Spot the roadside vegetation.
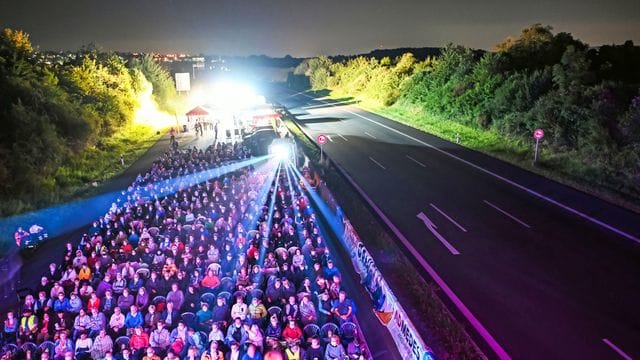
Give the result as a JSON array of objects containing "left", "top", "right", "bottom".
[
  {"left": 296, "top": 24, "right": 640, "bottom": 210},
  {"left": 0, "top": 29, "right": 179, "bottom": 217}
]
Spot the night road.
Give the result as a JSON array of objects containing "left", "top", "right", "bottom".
[{"left": 270, "top": 87, "right": 640, "bottom": 360}]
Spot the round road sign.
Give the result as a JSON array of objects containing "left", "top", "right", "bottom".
[
  {"left": 317, "top": 134, "right": 327, "bottom": 145},
  {"left": 533, "top": 129, "right": 545, "bottom": 140}
]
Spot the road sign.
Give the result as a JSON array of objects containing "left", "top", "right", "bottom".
[
  {"left": 533, "top": 129, "right": 545, "bottom": 140},
  {"left": 533, "top": 129, "right": 544, "bottom": 163},
  {"left": 317, "top": 134, "right": 327, "bottom": 145},
  {"left": 175, "top": 73, "right": 190, "bottom": 92}
]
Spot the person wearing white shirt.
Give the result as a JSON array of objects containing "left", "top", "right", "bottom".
[{"left": 230, "top": 297, "right": 247, "bottom": 321}]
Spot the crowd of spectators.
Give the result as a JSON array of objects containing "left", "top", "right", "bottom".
[{"left": 1, "top": 141, "right": 366, "bottom": 360}]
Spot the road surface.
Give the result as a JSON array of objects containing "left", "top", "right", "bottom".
[{"left": 270, "top": 87, "right": 640, "bottom": 360}]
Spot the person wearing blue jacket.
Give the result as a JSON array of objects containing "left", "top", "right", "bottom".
[{"left": 124, "top": 305, "right": 143, "bottom": 333}]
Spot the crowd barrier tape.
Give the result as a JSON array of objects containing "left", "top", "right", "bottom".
[{"left": 316, "top": 180, "right": 435, "bottom": 360}]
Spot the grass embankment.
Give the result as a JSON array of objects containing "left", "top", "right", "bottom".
[
  {"left": 283, "top": 116, "right": 484, "bottom": 359},
  {"left": 2, "top": 124, "right": 162, "bottom": 216},
  {"left": 328, "top": 89, "right": 640, "bottom": 213}
]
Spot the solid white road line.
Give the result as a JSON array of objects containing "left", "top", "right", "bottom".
[
  {"left": 369, "top": 157, "right": 386, "bottom": 170},
  {"left": 430, "top": 203, "right": 468, "bottom": 232},
  {"left": 337, "top": 134, "right": 348, "bottom": 141},
  {"left": 406, "top": 154, "right": 427, "bottom": 168},
  {"left": 602, "top": 339, "right": 633, "bottom": 360},
  {"left": 364, "top": 131, "right": 377, "bottom": 139},
  {"left": 327, "top": 135, "right": 334, "bottom": 142},
  {"left": 417, "top": 212, "right": 461, "bottom": 255},
  {"left": 295, "top": 92, "right": 640, "bottom": 244},
  {"left": 483, "top": 200, "right": 531, "bottom": 229}
]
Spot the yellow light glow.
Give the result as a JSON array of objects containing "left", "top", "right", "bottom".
[{"left": 133, "top": 77, "right": 175, "bottom": 130}]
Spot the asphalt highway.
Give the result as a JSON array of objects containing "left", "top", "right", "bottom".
[{"left": 270, "top": 86, "right": 640, "bottom": 360}]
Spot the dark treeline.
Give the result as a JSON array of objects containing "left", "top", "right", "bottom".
[
  {"left": 0, "top": 29, "right": 177, "bottom": 216},
  {"left": 297, "top": 24, "right": 640, "bottom": 202}
]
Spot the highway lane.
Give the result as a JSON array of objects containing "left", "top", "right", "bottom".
[{"left": 271, "top": 87, "right": 640, "bottom": 359}]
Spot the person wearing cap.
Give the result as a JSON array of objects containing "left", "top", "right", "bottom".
[
  {"left": 226, "top": 340, "right": 243, "bottom": 360},
  {"left": 18, "top": 308, "right": 37, "bottom": 343}
]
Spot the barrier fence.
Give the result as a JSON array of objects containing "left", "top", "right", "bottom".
[{"left": 315, "top": 179, "right": 435, "bottom": 360}]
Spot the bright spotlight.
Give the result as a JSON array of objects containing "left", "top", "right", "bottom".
[
  {"left": 269, "top": 140, "right": 292, "bottom": 162},
  {"left": 272, "top": 144, "right": 290, "bottom": 161}
]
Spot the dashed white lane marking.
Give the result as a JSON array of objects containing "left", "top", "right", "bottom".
[
  {"left": 483, "top": 200, "right": 531, "bottom": 229},
  {"left": 369, "top": 156, "right": 386, "bottom": 170},
  {"left": 430, "top": 203, "right": 468, "bottom": 232},
  {"left": 406, "top": 154, "right": 427, "bottom": 168}
]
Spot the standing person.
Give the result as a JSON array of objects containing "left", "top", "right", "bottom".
[{"left": 170, "top": 127, "right": 176, "bottom": 146}]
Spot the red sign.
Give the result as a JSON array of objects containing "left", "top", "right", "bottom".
[
  {"left": 533, "top": 129, "right": 545, "bottom": 140},
  {"left": 317, "top": 134, "right": 327, "bottom": 145}
]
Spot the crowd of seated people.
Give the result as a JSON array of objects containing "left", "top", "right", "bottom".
[{"left": 1, "top": 141, "right": 366, "bottom": 360}]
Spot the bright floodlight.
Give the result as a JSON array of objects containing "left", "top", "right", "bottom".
[
  {"left": 209, "top": 81, "right": 265, "bottom": 111},
  {"left": 271, "top": 143, "right": 290, "bottom": 161}
]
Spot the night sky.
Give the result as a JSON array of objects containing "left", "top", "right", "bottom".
[{"left": 1, "top": 0, "right": 638, "bottom": 56}]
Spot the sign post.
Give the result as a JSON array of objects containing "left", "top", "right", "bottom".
[
  {"left": 317, "top": 134, "right": 327, "bottom": 162},
  {"left": 533, "top": 128, "right": 544, "bottom": 163}
]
